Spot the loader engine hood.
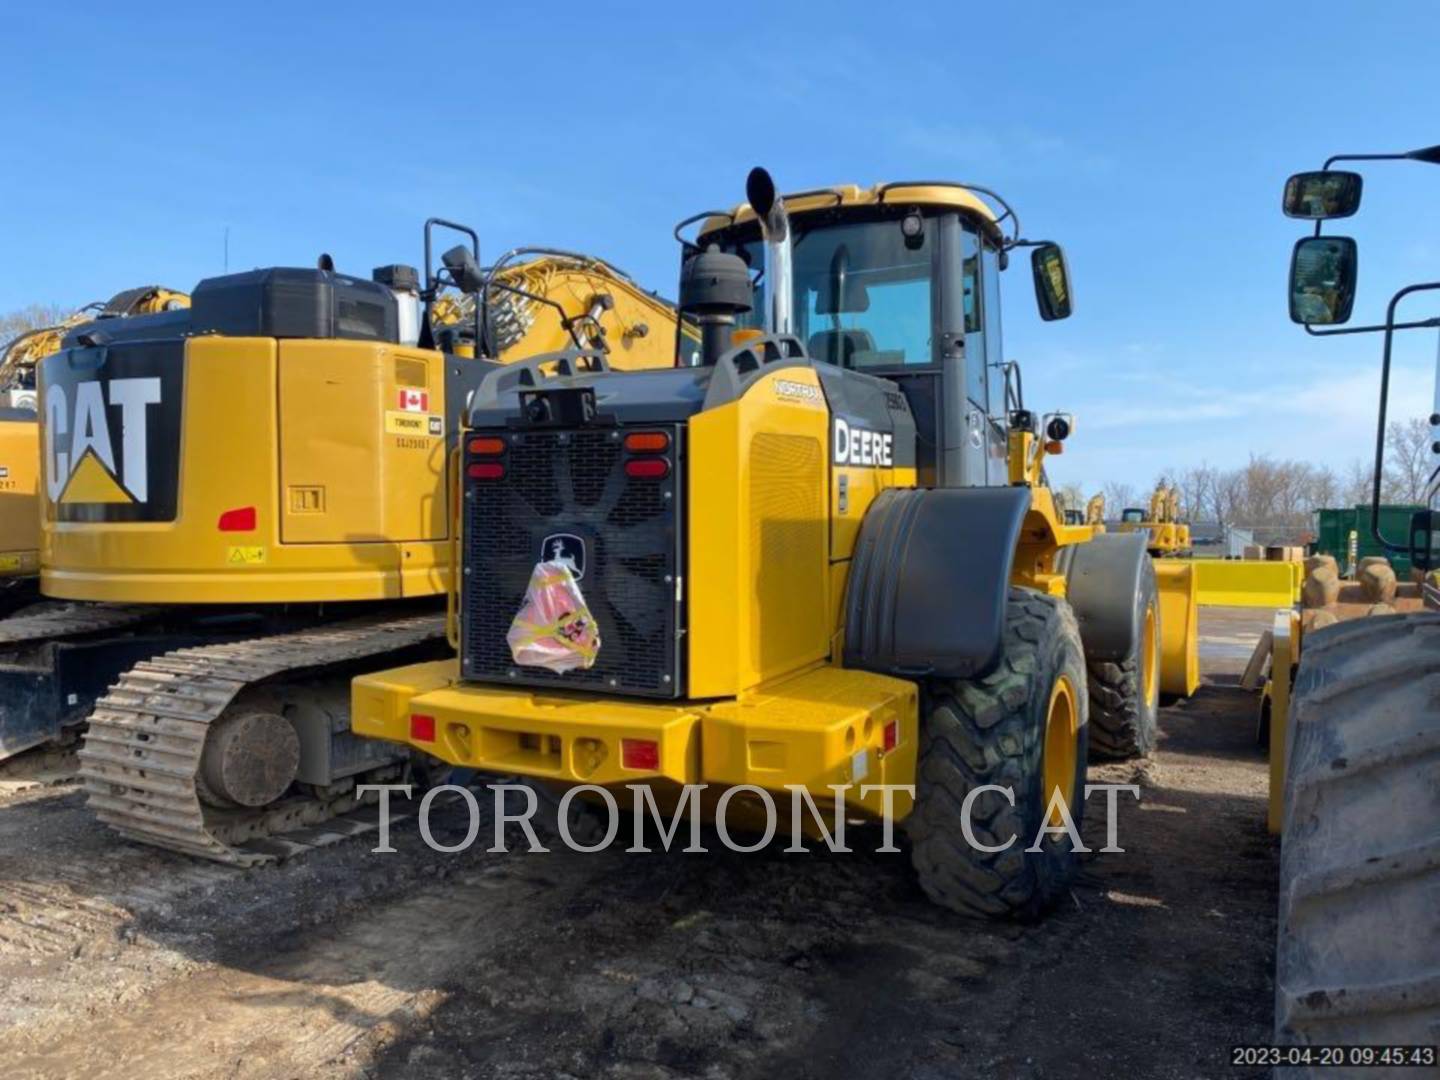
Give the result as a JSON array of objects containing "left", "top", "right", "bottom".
[{"left": 458, "top": 350, "right": 915, "bottom": 700}]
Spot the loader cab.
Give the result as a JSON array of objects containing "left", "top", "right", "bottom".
[
  {"left": 1121, "top": 508, "right": 1146, "bottom": 523},
  {"left": 696, "top": 184, "right": 1070, "bottom": 488}
]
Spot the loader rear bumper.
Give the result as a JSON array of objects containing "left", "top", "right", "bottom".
[{"left": 352, "top": 661, "right": 919, "bottom": 820}]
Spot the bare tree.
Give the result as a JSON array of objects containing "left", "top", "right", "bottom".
[
  {"left": 1308, "top": 464, "right": 1339, "bottom": 510},
  {"left": 1103, "top": 481, "right": 1137, "bottom": 516},
  {"left": 1342, "top": 457, "right": 1374, "bottom": 507},
  {"left": 0, "top": 303, "right": 71, "bottom": 351},
  {"left": 1055, "top": 481, "right": 1087, "bottom": 516},
  {"left": 1383, "top": 417, "right": 1433, "bottom": 504}
]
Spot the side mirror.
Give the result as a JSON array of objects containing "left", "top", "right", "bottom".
[
  {"left": 1411, "top": 509, "right": 1439, "bottom": 572},
  {"left": 1282, "top": 171, "right": 1363, "bottom": 220},
  {"left": 1031, "top": 243, "right": 1072, "bottom": 321},
  {"left": 1289, "top": 236, "right": 1358, "bottom": 325},
  {"left": 441, "top": 244, "right": 485, "bottom": 293}
]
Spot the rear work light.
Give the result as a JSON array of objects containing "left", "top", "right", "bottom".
[
  {"left": 622, "top": 738, "right": 660, "bottom": 770},
  {"left": 467, "top": 462, "right": 505, "bottom": 480},
  {"left": 623, "top": 431, "right": 670, "bottom": 453},
  {"left": 468, "top": 436, "right": 506, "bottom": 455},
  {"left": 410, "top": 714, "right": 436, "bottom": 743},
  {"left": 624, "top": 458, "right": 670, "bottom": 480}
]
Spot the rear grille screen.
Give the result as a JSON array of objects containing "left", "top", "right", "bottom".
[{"left": 461, "top": 426, "right": 684, "bottom": 698}]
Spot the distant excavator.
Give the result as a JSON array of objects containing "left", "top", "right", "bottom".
[
  {"left": 1115, "top": 483, "right": 1191, "bottom": 556},
  {"left": 1085, "top": 493, "right": 1106, "bottom": 531}
]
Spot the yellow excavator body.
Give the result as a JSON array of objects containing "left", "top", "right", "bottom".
[
  {"left": 0, "top": 411, "right": 39, "bottom": 580},
  {"left": 40, "top": 259, "right": 688, "bottom": 605}
]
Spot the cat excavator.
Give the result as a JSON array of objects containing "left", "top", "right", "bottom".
[
  {"left": 1, "top": 288, "right": 191, "bottom": 614},
  {"left": 3, "top": 221, "right": 690, "bottom": 866}
]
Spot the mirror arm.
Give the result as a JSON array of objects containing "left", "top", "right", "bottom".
[
  {"left": 1368, "top": 281, "right": 1440, "bottom": 554},
  {"left": 1304, "top": 315, "right": 1440, "bottom": 337},
  {"left": 1321, "top": 151, "right": 1411, "bottom": 170}
]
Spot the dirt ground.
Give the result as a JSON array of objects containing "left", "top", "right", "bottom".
[{"left": 0, "top": 609, "right": 1279, "bottom": 1080}]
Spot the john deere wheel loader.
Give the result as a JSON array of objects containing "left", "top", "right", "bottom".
[
  {"left": 353, "top": 168, "right": 1199, "bottom": 917},
  {"left": 1273, "top": 148, "right": 1440, "bottom": 1067},
  {"left": 1, "top": 287, "right": 191, "bottom": 615},
  {"left": 1, "top": 221, "right": 690, "bottom": 864}
]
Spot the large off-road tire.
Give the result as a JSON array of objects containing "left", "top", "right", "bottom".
[
  {"left": 1086, "top": 557, "right": 1161, "bottom": 760},
  {"left": 1275, "top": 613, "right": 1440, "bottom": 1070},
  {"left": 906, "top": 588, "right": 1089, "bottom": 920}
]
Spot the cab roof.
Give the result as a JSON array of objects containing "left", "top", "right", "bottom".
[{"left": 697, "top": 181, "right": 1012, "bottom": 244}]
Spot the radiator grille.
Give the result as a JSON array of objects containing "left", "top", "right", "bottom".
[{"left": 461, "top": 426, "right": 683, "bottom": 697}]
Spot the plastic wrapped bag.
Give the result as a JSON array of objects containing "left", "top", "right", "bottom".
[{"left": 507, "top": 560, "right": 601, "bottom": 673}]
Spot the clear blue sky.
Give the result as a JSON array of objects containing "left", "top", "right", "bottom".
[{"left": 6, "top": 2, "right": 1438, "bottom": 492}]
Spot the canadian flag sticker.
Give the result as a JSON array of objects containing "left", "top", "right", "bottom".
[{"left": 398, "top": 389, "right": 429, "bottom": 413}]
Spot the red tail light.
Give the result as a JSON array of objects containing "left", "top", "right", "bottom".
[
  {"left": 623, "top": 431, "right": 670, "bottom": 453},
  {"left": 622, "top": 738, "right": 660, "bottom": 770},
  {"left": 410, "top": 714, "right": 436, "bottom": 742},
  {"left": 468, "top": 436, "right": 506, "bottom": 455},
  {"left": 217, "top": 506, "right": 256, "bottom": 532},
  {"left": 883, "top": 721, "right": 898, "bottom": 752},
  {"left": 467, "top": 462, "right": 505, "bottom": 480},
  {"left": 624, "top": 458, "right": 670, "bottom": 480}
]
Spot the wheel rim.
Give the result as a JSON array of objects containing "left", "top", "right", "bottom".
[
  {"left": 1043, "top": 674, "right": 1079, "bottom": 828},
  {"left": 1141, "top": 601, "right": 1158, "bottom": 705}
]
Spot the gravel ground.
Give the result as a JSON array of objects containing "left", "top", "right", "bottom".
[{"left": 0, "top": 610, "right": 1279, "bottom": 1080}]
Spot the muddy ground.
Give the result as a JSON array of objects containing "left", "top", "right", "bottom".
[{"left": 0, "top": 609, "right": 1278, "bottom": 1080}]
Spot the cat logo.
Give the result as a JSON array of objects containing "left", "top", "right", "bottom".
[
  {"left": 45, "top": 377, "right": 161, "bottom": 505},
  {"left": 41, "top": 341, "right": 184, "bottom": 523}
]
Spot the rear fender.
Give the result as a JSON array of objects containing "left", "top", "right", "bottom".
[{"left": 843, "top": 486, "right": 1030, "bottom": 680}]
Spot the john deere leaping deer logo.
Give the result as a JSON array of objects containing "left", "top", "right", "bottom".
[
  {"left": 541, "top": 533, "right": 586, "bottom": 580},
  {"left": 41, "top": 344, "right": 184, "bottom": 522}
]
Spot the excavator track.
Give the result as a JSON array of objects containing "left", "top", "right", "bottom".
[
  {"left": 77, "top": 613, "right": 445, "bottom": 866},
  {"left": 0, "top": 602, "right": 160, "bottom": 647}
]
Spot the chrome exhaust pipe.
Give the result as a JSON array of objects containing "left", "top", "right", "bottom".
[{"left": 745, "top": 167, "right": 793, "bottom": 336}]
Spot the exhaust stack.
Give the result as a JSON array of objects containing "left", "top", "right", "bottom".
[{"left": 745, "top": 167, "right": 793, "bottom": 336}]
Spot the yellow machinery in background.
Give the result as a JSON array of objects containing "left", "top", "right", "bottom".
[
  {"left": 0, "top": 287, "right": 191, "bottom": 612},
  {"left": 0, "top": 221, "right": 688, "bottom": 865},
  {"left": 354, "top": 168, "right": 1200, "bottom": 920},
  {"left": 1115, "top": 483, "right": 1191, "bottom": 556},
  {"left": 1085, "top": 493, "right": 1106, "bottom": 531}
]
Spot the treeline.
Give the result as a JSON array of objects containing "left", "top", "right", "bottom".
[{"left": 1065, "top": 416, "right": 1433, "bottom": 530}]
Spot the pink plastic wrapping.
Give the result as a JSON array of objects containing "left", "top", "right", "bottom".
[{"left": 506, "top": 560, "right": 601, "bottom": 673}]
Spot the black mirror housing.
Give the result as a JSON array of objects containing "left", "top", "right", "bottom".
[
  {"left": 1283, "top": 171, "right": 1363, "bottom": 219},
  {"left": 441, "top": 244, "right": 485, "bottom": 293},
  {"left": 1289, "top": 236, "right": 1358, "bottom": 325},
  {"left": 1411, "top": 509, "right": 1440, "bottom": 572},
  {"left": 1031, "top": 243, "right": 1072, "bottom": 321}
]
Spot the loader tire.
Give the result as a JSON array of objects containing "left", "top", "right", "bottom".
[
  {"left": 1275, "top": 613, "right": 1440, "bottom": 1072},
  {"left": 906, "top": 588, "right": 1088, "bottom": 920},
  {"left": 1086, "top": 558, "right": 1161, "bottom": 760}
]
